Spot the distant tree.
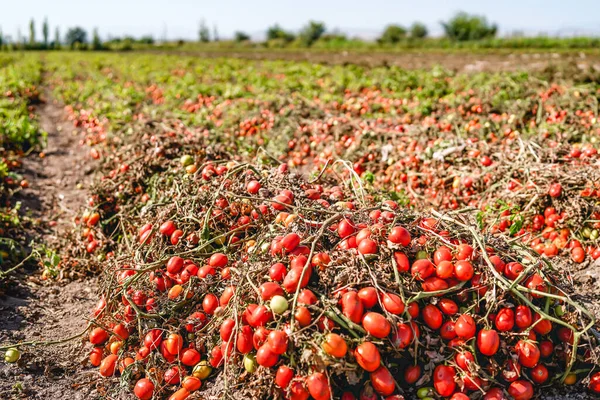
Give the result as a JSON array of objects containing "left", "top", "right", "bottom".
[
  {"left": 0, "top": 28, "right": 3, "bottom": 48},
  {"left": 29, "top": 19, "right": 36, "bottom": 46},
  {"left": 266, "top": 24, "right": 295, "bottom": 42},
  {"left": 378, "top": 24, "right": 407, "bottom": 44},
  {"left": 92, "top": 28, "right": 103, "bottom": 50},
  {"left": 234, "top": 31, "right": 251, "bottom": 42},
  {"left": 54, "top": 27, "right": 60, "bottom": 48},
  {"left": 42, "top": 18, "right": 49, "bottom": 47},
  {"left": 213, "top": 25, "right": 219, "bottom": 42},
  {"left": 410, "top": 22, "right": 428, "bottom": 39},
  {"left": 65, "top": 27, "right": 87, "bottom": 48},
  {"left": 199, "top": 19, "right": 210, "bottom": 42},
  {"left": 299, "top": 20, "right": 326, "bottom": 46},
  {"left": 441, "top": 12, "right": 497, "bottom": 41},
  {"left": 139, "top": 35, "right": 155, "bottom": 44}
]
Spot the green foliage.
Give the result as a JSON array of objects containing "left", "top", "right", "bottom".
[
  {"left": 29, "top": 18, "right": 35, "bottom": 45},
  {"left": 92, "top": 28, "right": 103, "bottom": 51},
  {"left": 266, "top": 24, "right": 295, "bottom": 42},
  {"left": 234, "top": 31, "right": 250, "bottom": 42},
  {"left": 379, "top": 24, "right": 407, "bottom": 44},
  {"left": 410, "top": 22, "right": 428, "bottom": 39},
  {"left": 42, "top": 18, "right": 49, "bottom": 47},
  {"left": 65, "top": 27, "right": 87, "bottom": 47},
  {"left": 442, "top": 12, "right": 497, "bottom": 41},
  {"left": 299, "top": 21, "right": 326, "bottom": 46},
  {"left": 199, "top": 20, "right": 210, "bottom": 43}
]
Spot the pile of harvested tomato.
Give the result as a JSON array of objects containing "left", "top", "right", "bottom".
[{"left": 81, "top": 156, "right": 600, "bottom": 400}]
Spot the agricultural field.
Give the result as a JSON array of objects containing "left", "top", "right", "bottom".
[{"left": 0, "top": 51, "right": 600, "bottom": 400}]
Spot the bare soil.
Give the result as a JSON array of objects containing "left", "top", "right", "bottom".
[{"left": 0, "top": 94, "right": 99, "bottom": 399}]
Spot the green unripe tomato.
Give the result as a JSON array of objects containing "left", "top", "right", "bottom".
[
  {"left": 555, "top": 304, "right": 565, "bottom": 317},
  {"left": 243, "top": 354, "right": 257, "bottom": 373},
  {"left": 416, "top": 250, "right": 429, "bottom": 260},
  {"left": 5, "top": 348, "right": 20, "bottom": 363},
  {"left": 270, "top": 295, "right": 289, "bottom": 314},
  {"left": 417, "top": 387, "right": 434, "bottom": 398},
  {"left": 180, "top": 154, "right": 194, "bottom": 167}
]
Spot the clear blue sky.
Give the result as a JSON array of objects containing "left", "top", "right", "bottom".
[{"left": 1, "top": 0, "right": 598, "bottom": 41}]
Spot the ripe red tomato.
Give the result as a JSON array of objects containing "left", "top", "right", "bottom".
[
  {"left": 267, "top": 330, "right": 288, "bottom": 355},
  {"left": 209, "top": 253, "right": 228, "bottom": 268},
  {"left": 404, "top": 365, "right": 421, "bottom": 384},
  {"left": 440, "top": 321, "right": 457, "bottom": 340},
  {"left": 159, "top": 220, "right": 176, "bottom": 236},
  {"left": 164, "top": 366, "right": 184, "bottom": 385},
  {"left": 532, "top": 313, "right": 552, "bottom": 335},
  {"left": 259, "top": 282, "right": 284, "bottom": 301},
  {"left": 454, "top": 260, "right": 474, "bottom": 281},
  {"left": 322, "top": 333, "right": 348, "bottom": 358},
  {"left": 306, "top": 372, "right": 331, "bottom": 400},
  {"left": 388, "top": 226, "right": 411, "bottom": 246},
  {"left": 422, "top": 304, "right": 443, "bottom": 330},
  {"left": 391, "top": 322, "right": 414, "bottom": 349},
  {"left": 362, "top": 312, "right": 391, "bottom": 338},
  {"left": 298, "top": 289, "right": 318, "bottom": 305},
  {"left": 435, "top": 260, "right": 454, "bottom": 279},
  {"left": 252, "top": 326, "right": 270, "bottom": 349},
  {"left": 290, "top": 381, "right": 310, "bottom": 400},
  {"left": 483, "top": 387, "right": 506, "bottom": 400},
  {"left": 182, "top": 376, "right": 202, "bottom": 392},
  {"left": 358, "top": 287, "right": 378, "bottom": 308},
  {"left": 269, "top": 262, "right": 287, "bottom": 281},
  {"left": 181, "top": 348, "right": 201, "bottom": 366},
  {"left": 247, "top": 180, "right": 261, "bottom": 194},
  {"left": 411, "top": 259, "right": 435, "bottom": 281},
  {"left": 455, "top": 351, "right": 475, "bottom": 370},
  {"left": 144, "top": 329, "right": 163, "bottom": 350},
  {"left": 281, "top": 233, "right": 301, "bottom": 252},
  {"left": 589, "top": 372, "right": 600, "bottom": 393},
  {"left": 539, "top": 340, "right": 554, "bottom": 358},
  {"left": 508, "top": 380, "right": 534, "bottom": 400},
  {"left": 358, "top": 238, "right": 378, "bottom": 255},
  {"left": 422, "top": 277, "right": 449, "bottom": 292},
  {"left": 338, "top": 219, "right": 356, "bottom": 238},
  {"left": 548, "top": 182, "right": 562, "bottom": 198},
  {"left": 89, "top": 347, "right": 103, "bottom": 367},
  {"left": 294, "top": 306, "right": 311, "bottom": 327},
  {"left": 516, "top": 340, "right": 540, "bottom": 368},
  {"left": 504, "top": 262, "right": 524, "bottom": 280},
  {"left": 456, "top": 243, "right": 474, "bottom": 260},
  {"left": 134, "top": 378, "right": 155, "bottom": 400},
  {"left": 530, "top": 364, "right": 549, "bottom": 384},
  {"left": 393, "top": 252, "right": 410, "bottom": 272},
  {"left": 89, "top": 327, "right": 109, "bottom": 345},
  {"left": 438, "top": 298, "right": 458, "bottom": 315},
  {"left": 370, "top": 366, "right": 395, "bottom": 396},
  {"left": 433, "top": 246, "right": 453, "bottom": 265},
  {"left": 220, "top": 318, "right": 236, "bottom": 342},
  {"left": 256, "top": 344, "right": 279, "bottom": 367},
  {"left": 477, "top": 329, "right": 500, "bottom": 356},
  {"left": 275, "top": 365, "right": 294, "bottom": 388},
  {"left": 354, "top": 342, "right": 381, "bottom": 372},
  {"left": 99, "top": 354, "right": 119, "bottom": 377},
  {"left": 455, "top": 314, "right": 476, "bottom": 339},
  {"left": 495, "top": 308, "right": 515, "bottom": 332},
  {"left": 434, "top": 365, "right": 456, "bottom": 397},
  {"left": 341, "top": 291, "right": 364, "bottom": 323},
  {"left": 514, "top": 305, "right": 532, "bottom": 329},
  {"left": 381, "top": 292, "right": 405, "bottom": 315}
]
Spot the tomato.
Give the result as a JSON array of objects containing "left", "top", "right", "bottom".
[
  {"left": 220, "top": 286, "right": 236, "bottom": 306},
  {"left": 165, "top": 333, "right": 184, "bottom": 355},
  {"left": 477, "top": 329, "right": 500, "bottom": 356},
  {"left": 508, "top": 380, "right": 534, "bottom": 400},
  {"left": 530, "top": 364, "right": 548, "bottom": 384},
  {"left": 435, "top": 260, "right": 454, "bottom": 279},
  {"left": 167, "top": 256, "right": 184, "bottom": 274},
  {"left": 259, "top": 282, "right": 284, "bottom": 301},
  {"left": 322, "top": 333, "right": 348, "bottom": 358},
  {"left": 454, "top": 260, "right": 474, "bottom": 281},
  {"left": 220, "top": 318, "right": 236, "bottom": 342},
  {"left": 281, "top": 233, "right": 301, "bottom": 252},
  {"left": 370, "top": 366, "right": 395, "bottom": 396},
  {"left": 276, "top": 365, "right": 294, "bottom": 388},
  {"left": 557, "top": 327, "right": 574, "bottom": 344},
  {"left": 209, "top": 253, "right": 228, "bottom": 268},
  {"left": 514, "top": 305, "right": 532, "bottom": 329},
  {"left": 362, "top": 312, "right": 391, "bottom": 338},
  {"left": 99, "top": 354, "right": 118, "bottom": 377},
  {"left": 159, "top": 220, "right": 176, "bottom": 236},
  {"left": 270, "top": 295, "right": 289, "bottom": 314},
  {"left": 358, "top": 287, "right": 378, "bottom": 308},
  {"left": 407, "top": 302, "right": 419, "bottom": 319},
  {"left": 450, "top": 394, "right": 470, "bottom": 400},
  {"left": 391, "top": 322, "right": 414, "bottom": 349},
  {"left": 113, "top": 323, "right": 130, "bottom": 340},
  {"left": 440, "top": 321, "right": 457, "bottom": 340},
  {"left": 394, "top": 252, "right": 410, "bottom": 272},
  {"left": 438, "top": 298, "right": 458, "bottom": 315},
  {"left": 525, "top": 274, "right": 546, "bottom": 297},
  {"left": 455, "top": 314, "right": 476, "bottom": 339},
  {"left": 89, "top": 327, "right": 109, "bottom": 345},
  {"left": 411, "top": 259, "right": 435, "bottom": 281},
  {"left": 181, "top": 348, "right": 201, "bottom": 366},
  {"left": 298, "top": 289, "right": 318, "bottom": 305},
  {"left": 164, "top": 366, "right": 185, "bottom": 384},
  {"left": 589, "top": 372, "right": 600, "bottom": 393},
  {"left": 338, "top": 219, "right": 356, "bottom": 238},
  {"left": 267, "top": 330, "right": 288, "bottom": 355},
  {"left": 134, "top": 378, "right": 155, "bottom": 400},
  {"left": 455, "top": 351, "right": 475, "bottom": 370},
  {"left": 504, "top": 262, "right": 524, "bottom": 280},
  {"left": 539, "top": 340, "right": 553, "bottom": 358},
  {"left": 247, "top": 180, "right": 261, "bottom": 194},
  {"left": 256, "top": 344, "right": 279, "bottom": 367},
  {"left": 489, "top": 255, "right": 505, "bottom": 273},
  {"left": 89, "top": 347, "right": 103, "bottom": 367},
  {"left": 433, "top": 365, "right": 456, "bottom": 397},
  {"left": 144, "top": 329, "right": 162, "bottom": 350},
  {"left": 516, "top": 340, "right": 540, "bottom": 368},
  {"left": 182, "top": 376, "right": 202, "bottom": 392},
  {"left": 250, "top": 304, "right": 272, "bottom": 327},
  {"left": 571, "top": 246, "right": 586, "bottom": 263},
  {"left": 290, "top": 381, "right": 310, "bottom": 400},
  {"left": 388, "top": 226, "right": 411, "bottom": 246},
  {"left": 283, "top": 265, "right": 312, "bottom": 293},
  {"left": 422, "top": 304, "right": 443, "bottom": 330},
  {"left": 306, "top": 372, "right": 331, "bottom": 400},
  {"left": 295, "top": 306, "right": 311, "bottom": 327},
  {"left": 358, "top": 238, "right": 378, "bottom": 255},
  {"left": 202, "top": 293, "right": 219, "bottom": 315},
  {"left": 354, "top": 342, "right": 381, "bottom": 372},
  {"left": 209, "top": 345, "right": 223, "bottom": 368},
  {"left": 433, "top": 246, "right": 452, "bottom": 265},
  {"left": 422, "top": 277, "right": 449, "bottom": 292},
  {"left": 456, "top": 243, "right": 474, "bottom": 260},
  {"left": 495, "top": 308, "right": 515, "bottom": 332},
  {"left": 548, "top": 182, "right": 562, "bottom": 198},
  {"left": 168, "top": 388, "right": 189, "bottom": 400},
  {"left": 356, "top": 228, "right": 371, "bottom": 245},
  {"left": 532, "top": 313, "right": 552, "bottom": 335},
  {"left": 269, "top": 262, "right": 287, "bottom": 281},
  {"left": 382, "top": 292, "right": 405, "bottom": 315},
  {"left": 404, "top": 365, "right": 421, "bottom": 384},
  {"left": 341, "top": 291, "right": 364, "bottom": 323},
  {"left": 252, "top": 326, "right": 270, "bottom": 349},
  {"left": 483, "top": 387, "right": 507, "bottom": 400}
]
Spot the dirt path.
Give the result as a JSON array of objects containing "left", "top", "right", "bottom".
[{"left": 0, "top": 92, "right": 99, "bottom": 399}]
